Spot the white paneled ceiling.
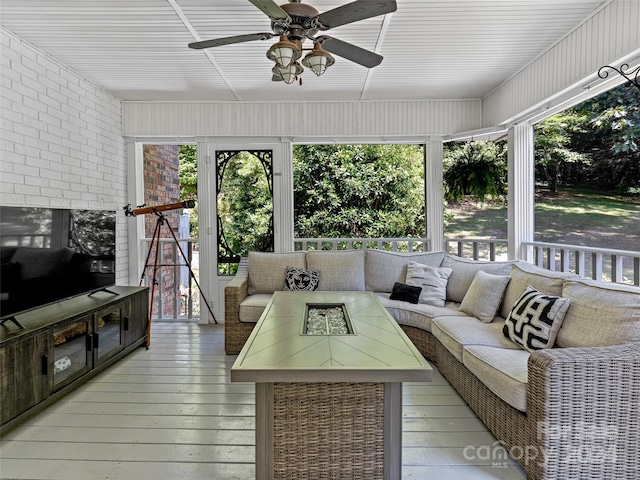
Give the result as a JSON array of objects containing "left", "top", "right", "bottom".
[{"left": 0, "top": 0, "right": 609, "bottom": 102}]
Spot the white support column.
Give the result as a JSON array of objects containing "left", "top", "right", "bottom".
[
  {"left": 508, "top": 124, "right": 535, "bottom": 261},
  {"left": 275, "top": 138, "right": 294, "bottom": 252},
  {"left": 425, "top": 138, "right": 444, "bottom": 252},
  {"left": 126, "top": 140, "right": 145, "bottom": 286},
  {"left": 196, "top": 139, "right": 218, "bottom": 323}
]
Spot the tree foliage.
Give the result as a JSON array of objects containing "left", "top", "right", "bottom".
[
  {"left": 585, "top": 83, "right": 640, "bottom": 155},
  {"left": 578, "top": 83, "right": 640, "bottom": 192},
  {"left": 443, "top": 84, "right": 639, "bottom": 201},
  {"left": 218, "top": 152, "right": 273, "bottom": 257},
  {"left": 534, "top": 111, "right": 591, "bottom": 192},
  {"left": 176, "top": 82, "right": 639, "bottom": 253},
  {"left": 179, "top": 144, "right": 199, "bottom": 236},
  {"left": 179, "top": 145, "right": 198, "bottom": 200},
  {"left": 293, "top": 144, "right": 425, "bottom": 238},
  {"left": 535, "top": 83, "right": 640, "bottom": 192},
  {"left": 443, "top": 141, "right": 507, "bottom": 203},
  {"left": 179, "top": 147, "right": 275, "bottom": 253}
]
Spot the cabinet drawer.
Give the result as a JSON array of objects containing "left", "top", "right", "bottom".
[{"left": 0, "top": 331, "right": 51, "bottom": 425}]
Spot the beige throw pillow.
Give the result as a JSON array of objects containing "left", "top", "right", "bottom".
[
  {"left": 459, "top": 270, "right": 511, "bottom": 323},
  {"left": 405, "top": 261, "right": 452, "bottom": 307}
]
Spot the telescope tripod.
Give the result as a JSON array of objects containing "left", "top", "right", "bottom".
[{"left": 140, "top": 212, "right": 217, "bottom": 348}]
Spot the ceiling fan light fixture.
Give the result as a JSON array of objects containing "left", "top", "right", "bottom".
[
  {"left": 266, "top": 35, "right": 302, "bottom": 69},
  {"left": 189, "top": 0, "right": 396, "bottom": 85},
  {"left": 273, "top": 61, "right": 304, "bottom": 84},
  {"left": 302, "top": 43, "right": 335, "bottom": 76}
]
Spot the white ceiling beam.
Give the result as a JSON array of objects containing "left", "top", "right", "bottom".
[
  {"left": 360, "top": 12, "right": 393, "bottom": 100},
  {"left": 166, "top": 0, "right": 242, "bottom": 101}
]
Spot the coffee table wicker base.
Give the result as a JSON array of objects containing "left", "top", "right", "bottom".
[{"left": 272, "top": 382, "right": 385, "bottom": 480}]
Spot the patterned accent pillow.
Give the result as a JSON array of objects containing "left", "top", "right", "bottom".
[
  {"left": 389, "top": 282, "right": 422, "bottom": 304},
  {"left": 503, "top": 286, "right": 571, "bottom": 352},
  {"left": 283, "top": 266, "right": 320, "bottom": 291},
  {"left": 405, "top": 261, "right": 453, "bottom": 307}
]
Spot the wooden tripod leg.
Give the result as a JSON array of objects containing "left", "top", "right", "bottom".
[
  {"left": 145, "top": 219, "right": 163, "bottom": 348},
  {"left": 140, "top": 218, "right": 162, "bottom": 287}
]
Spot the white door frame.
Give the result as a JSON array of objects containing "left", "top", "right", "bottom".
[{"left": 198, "top": 137, "right": 291, "bottom": 324}]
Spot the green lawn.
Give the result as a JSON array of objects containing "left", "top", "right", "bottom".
[{"left": 445, "top": 188, "right": 640, "bottom": 252}]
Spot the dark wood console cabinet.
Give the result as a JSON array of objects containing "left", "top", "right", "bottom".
[{"left": 0, "top": 286, "right": 149, "bottom": 434}]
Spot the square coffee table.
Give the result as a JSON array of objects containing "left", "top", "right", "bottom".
[{"left": 231, "top": 291, "right": 432, "bottom": 480}]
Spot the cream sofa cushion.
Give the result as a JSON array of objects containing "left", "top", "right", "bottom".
[
  {"left": 375, "top": 293, "right": 462, "bottom": 331},
  {"left": 556, "top": 279, "right": 640, "bottom": 348},
  {"left": 501, "top": 262, "right": 574, "bottom": 319},
  {"left": 248, "top": 252, "right": 306, "bottom": 295},
  {"left": 365, "top": 250, "right": 446, "bottom": 292},
  {"left": 431, "top": 316, "right": 520, "bottom": 362},
  {"left": 441, "top": 255, "right": 513, "bottom": 303},
  {"left": 463, "top": 345, "right": 530, "bottom": 412},
  {"left": 306, "top": 250, "right": 365, "bottom": 291},
  {"left": 239, "top": 294, "right": 272, "bottom": 323}
]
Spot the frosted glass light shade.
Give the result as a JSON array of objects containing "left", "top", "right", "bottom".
[
  {"left": 267, "top": 35, "right": 301, "bottom": 68},
  {"left": 302, "top": 43, "right": 335, "bottom": 76},
  {"left": 274, "top": 62, "right": 303, "bottom": 84}
]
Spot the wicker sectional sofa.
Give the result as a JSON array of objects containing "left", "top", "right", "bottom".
[{"left": 224, "top": 249, "right": 640, "bottom": 480}]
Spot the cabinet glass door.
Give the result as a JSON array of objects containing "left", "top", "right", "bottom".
[
  {"left": 96, "top": 306, "right": 123, "bottom": 364},
  {"left": 53, "top": 317, "right": 90, "bottom": 389}
]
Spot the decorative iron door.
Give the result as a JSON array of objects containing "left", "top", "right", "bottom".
[{"left": 216, "top": 150, "right": 274, "bottom": 275}]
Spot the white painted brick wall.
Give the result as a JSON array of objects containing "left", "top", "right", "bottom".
[{"left": 0, "top": 28, "right": 129, "bottom": 283}]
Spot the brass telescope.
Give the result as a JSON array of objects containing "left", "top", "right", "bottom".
[
  {"left": 123, "top": 199, "right": 217, "bottom": 344},
  {"left": 124, "top": 200, "right": 195, "bottom": 217}
]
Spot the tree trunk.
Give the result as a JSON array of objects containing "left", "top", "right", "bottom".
[{"left": 549, "top": 162, "right": 558, "bottom": 193}]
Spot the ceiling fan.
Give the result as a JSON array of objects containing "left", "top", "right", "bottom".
[{"left": 188, "top": 0, "right": 397, "bottom": 84}]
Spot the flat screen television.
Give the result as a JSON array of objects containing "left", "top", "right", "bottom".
[{"left": 0, "top": 206, "right": 117, "bottom": 321}]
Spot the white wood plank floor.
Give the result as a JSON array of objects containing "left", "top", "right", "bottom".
[{"left": 0, "top": 323, "right": 526, "bottom": 480}]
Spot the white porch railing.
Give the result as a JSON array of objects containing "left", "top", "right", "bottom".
[
  {"left": 523, "top": 241, "right": 640, "bottom": 286},
  {"left": 140, "top": 237, "right": 200, "bottom": 320},
  {"left": 444, "top": 238, "right": 509, "bottom": 261}
]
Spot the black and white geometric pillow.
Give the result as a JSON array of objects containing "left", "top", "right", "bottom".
[
  {"left": 503, "top": 286, "right": 571, "bottom": 352},
  {"left": 283, "top": 266, "right": 320, "bottom": 291}
]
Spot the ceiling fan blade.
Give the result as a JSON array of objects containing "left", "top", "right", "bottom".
[
  {"left": 188, "top": 32, "right": 274, "bottom": 50},
  {"left": 249, "top": 0, "right": 291, "bottom": 21},
  {"left": 317, "top": 36, "right": 383, "bottom": 68},
  {"left": 317, "top": 0, "right": 397, "bottom": 30}
]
